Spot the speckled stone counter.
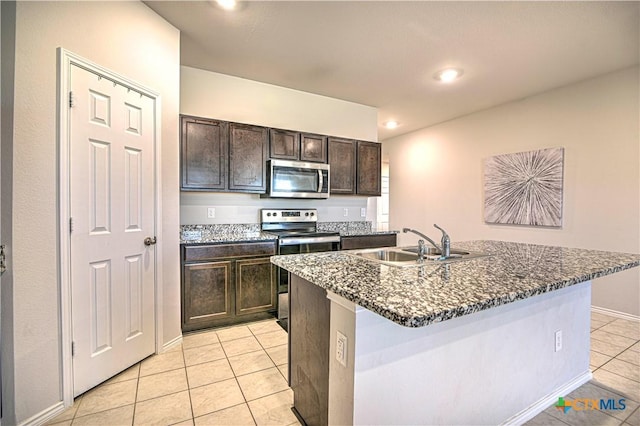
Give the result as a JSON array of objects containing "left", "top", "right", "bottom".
[
  {"left": 338, "top": 230, "right": 398, "bottom": 237},
  {"left": 180, "top": 233, "right": 276, "bottom": 245},
  {"left": 271, "top": 240, "right": 640, "bottom": 327},
  {"left": 317, "top": 221, "right": 398, "bottom": 237},
  {"left": 180, "top": 224, "right": 276, "bottom": 244},
  {"left": 180, "top": 222, "right": 396, "bottom": 244}
]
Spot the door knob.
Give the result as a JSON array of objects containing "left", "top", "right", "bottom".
[{"left": 144, "top": 236, "right": 157, "bottom": 246}]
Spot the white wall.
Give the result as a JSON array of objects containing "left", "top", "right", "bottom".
[
  {"left": 180, "top": 66, "right": 378, "bottom": 225},
  {"left": 11, "top": 2, "right": 180, "bottom": 422},
  {"left": 385, "top": 67, "right": 640, "bottom": 316}
]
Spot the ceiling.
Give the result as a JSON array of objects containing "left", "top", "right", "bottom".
[{"left": 145, "top": 1, "right": 639, "bottom": 141}]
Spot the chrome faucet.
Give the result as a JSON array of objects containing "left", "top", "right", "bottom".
[
  {"left": 403, "top": 224, "right": 451, "bottom": 260},
  {"left": 433, "top": 224, "right": 450, "bottom": 258}
]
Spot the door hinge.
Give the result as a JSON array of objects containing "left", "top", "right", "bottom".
[
  {"left": 69, "top": 217, "right": 73, "bottom": 233},
  {"left": 69, "top": 91, "right": 75, "bottom": 108},
  {"left": 0, "top": 245, "right": 6, "bottom": 274},
  {"left": 72, "top": 341, "right": 76, "bottom": 357}
]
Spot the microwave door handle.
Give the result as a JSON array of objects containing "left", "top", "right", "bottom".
[{"left": 318, "top": 169, "right": 323, "bottom": 193}]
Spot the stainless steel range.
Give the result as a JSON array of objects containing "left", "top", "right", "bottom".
[{"left": 261, "top": 209, "right": 340, "bottom": 328}]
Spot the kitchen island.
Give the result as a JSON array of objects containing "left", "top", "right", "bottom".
[{"left": 271, "top": 240, "right": 640, "bottom": 425}]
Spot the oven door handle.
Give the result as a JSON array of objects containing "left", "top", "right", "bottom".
[
  {"left": 278, "top": 236, "right": 341, "bottom": 246},
  {"left": 317, "top": 169, "right": 323, "bottom": 193}
]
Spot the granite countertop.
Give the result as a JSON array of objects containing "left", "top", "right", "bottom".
[
  {"left": 180, "top": 232, "right": 276, "bottom": 245},
  {"left": 180, "top": 222, "right": 398, "bottom": 244},
  {"left": 339, "top": 230, "right": 399, "bottom": 237},
  {"left": 270, "top": 240, "right": 640, "bottom": 328}
]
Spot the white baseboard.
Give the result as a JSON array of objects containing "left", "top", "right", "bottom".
[
  {"left": 162, "top": 334, "right": 183, "bottom": 352},
  {"left": 17, "top": 401, "right": 65, "bottom": 426},
  {"left": 501, "top": 370, "right": 592, "bottom": 426},
  {"left": 592, "top": 306, "right": 640, "bottom": 322}
]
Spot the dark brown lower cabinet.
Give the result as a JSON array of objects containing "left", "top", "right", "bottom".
[
  {"left": 182, "top": 242, "right": 277, "bottom": 332},
  {"left": 183, "top": 261, "right": 234, "bottom": 329},
  {"left": 236, "top": 257, "right": 276, "bottom": 316}
]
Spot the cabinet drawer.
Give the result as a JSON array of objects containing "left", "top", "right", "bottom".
[
  {"left": 184, "top": 242, "right": 276, "bottom": 262},
  {"left": 340, "top": 234, "right": 397, "bottom": 250}
]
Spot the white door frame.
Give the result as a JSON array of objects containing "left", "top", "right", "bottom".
[{"left": 57, "top": 48, "right": 164, "bottom": 406}]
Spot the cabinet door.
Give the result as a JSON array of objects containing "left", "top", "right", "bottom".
[
  {"left": 182, "top": 261, "right": 233, "bottom": 331},
  {"left": 229, "top": 123, "right": 269, "bottom": 192},
  {"left": 270, "top": 129, "right": 300, "bottom": 160},
  {"left": 181, "top": 116, "right": 228, "bottom": 190},
  {"left": 235, "top": 257, "right": 276, "bottom": 316},
  {"left": 356, "top": 141, "right": 382, "bottom": 196},
  {"left": 300, "top": 133, "right": 327, "bottom": 163},
  {"left": 328, "top": 137, "right": 356, "bottom": 194}
]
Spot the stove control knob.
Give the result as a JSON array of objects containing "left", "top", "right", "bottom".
[
  {"left": 310, "top": 212, "right": 315, "bottom": 216},
  {"left": 273, "top": 212, "right": 278, "bottom": 216},
  {"left": 305, "top": 212, "right": 309, "bottom": 216}
]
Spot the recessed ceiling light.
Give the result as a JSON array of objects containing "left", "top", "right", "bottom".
[
  {"left": 216, "top": 0, "right": 237, "bottom": 10},
  {"left": 383, "top": 120, "right": 399, "bottom": 129},
  {"left": 434, "top": 68, "right": 464, "bottom": 83}
]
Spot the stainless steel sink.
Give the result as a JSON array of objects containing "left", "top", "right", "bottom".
[
  {"left": 354, "top": 249, "right": 418, "bottom": 263},
  {"left": 401, "top": 246, "right": 489, "bottom": 261},
  {"left": 401, "top": 247, "right": 470, "bottom": 256},
  {"left": 346, "top": 246, "right": 489, "bottom": 267}
]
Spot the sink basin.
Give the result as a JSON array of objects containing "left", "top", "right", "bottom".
[
  {"left": 401, "top": 246, "right": 489, "bottom": 261},
  {"left": 401, "top": 247, "right": 470, "bottom": 256},
  {"left": 347, "top": 246, "right": 489, "bottom": 267},
  {"left": 355, "top": 249, "right": 418, "bottom": 263}
]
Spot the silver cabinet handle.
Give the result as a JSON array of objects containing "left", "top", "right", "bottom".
[{"left": 144, "top": 237, "right": 157, "bottom": 246}]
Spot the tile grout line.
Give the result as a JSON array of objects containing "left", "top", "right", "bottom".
[
  {"left": 130, "top": 362, "right": 141, "bottom": 426},
  {"left": 181, "top": 342, "right": 196, "bottom": 426},
  {"left": 220, "top": 328, "right": 260, "bottom": 425}
]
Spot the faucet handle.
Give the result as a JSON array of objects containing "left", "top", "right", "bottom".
[{"left": 433, "top": 224, "right": 450, "bottom": 258}]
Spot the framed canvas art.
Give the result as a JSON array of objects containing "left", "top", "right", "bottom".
[{"left": 483, "top": 147, "right": 564, "bottom": 227}]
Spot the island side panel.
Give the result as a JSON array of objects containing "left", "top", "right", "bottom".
[
  {"left": 327, "top": 293, "right": 357, "bottom": 426},
  {"left": 351, "top": 281, "right": 592, "bottom": 425},
  {"left": 289, "top": 274, "right": 330, "bottom": 426}
]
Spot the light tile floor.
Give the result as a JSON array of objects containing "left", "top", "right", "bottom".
[
  {"left": 48, "top": 320, "right": 299, "bottom": 426},
  {"left": 49, "top": 311, "right": 639, "bottom": 425}
]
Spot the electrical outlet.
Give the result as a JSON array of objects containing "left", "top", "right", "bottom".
[
  {"left": 555, "top": 330, "right": 562, "bottom": 352},
  {"left": 336, "top": 331, "right": 347, "bottom": 367},
  {"left": 207, "top": 207, "right": 216, "bottom": 219},
  {"left": 360, "top": 207, "right": 366, "bottom": 217},
  {"left": 343, "top": 208, "right": 349, "bottom": 217}
]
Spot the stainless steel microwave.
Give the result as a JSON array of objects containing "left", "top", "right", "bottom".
[{"left": 264, "top": 159, "right": 330, "bottom": 199}]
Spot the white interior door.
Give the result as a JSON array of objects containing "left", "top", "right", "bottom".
[{"left": 69, "top": 64, "right": 156, "bottom": 396}]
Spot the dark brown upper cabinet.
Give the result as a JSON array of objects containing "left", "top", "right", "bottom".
[
  {"left": 328, "top": 137, "right": 357, "bottom": 195},
  {"left": 269, "top": 128, "right": 300, "bottom": 160},
  {"left": 181, "top": 114, "right": 379, "bottom": 196},
  {"left": 356, "top": 141, "right": 382, "bottom": 196},
  {"left": 270, "top": 130, "right": 327, "bottom": 163},
  {"left": 300, "top": 133, "right": 328, "bottom": 163},
  {"left": 228, "top": 123, "right": 269, "bottom": 193},
  {"left": 181, "top": 116, "right": 228, "bottom": 191}
]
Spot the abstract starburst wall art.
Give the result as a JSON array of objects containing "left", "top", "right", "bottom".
[{"left": 483, "top": 147, "right": 564, "bottom": 227}]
